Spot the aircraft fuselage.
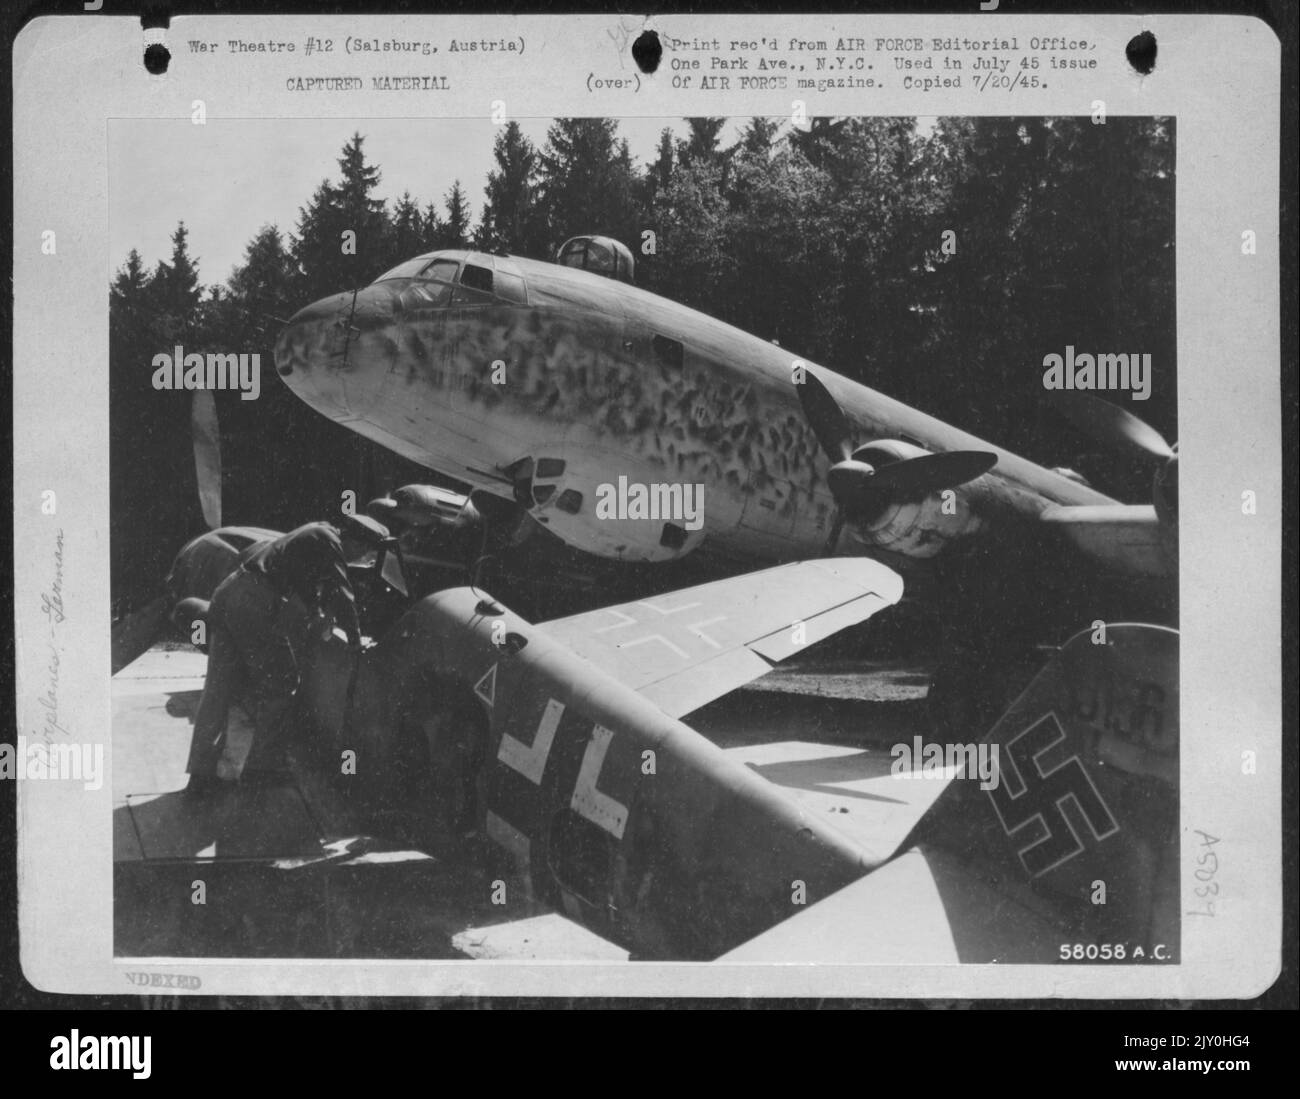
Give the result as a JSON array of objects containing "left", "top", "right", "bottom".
[{"left": 275, "top": 250, "right": 1118, "bottom": 572}]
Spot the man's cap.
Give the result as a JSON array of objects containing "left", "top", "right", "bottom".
[{"left": 337, "top": 512, "right": 391, "bottom": 547}]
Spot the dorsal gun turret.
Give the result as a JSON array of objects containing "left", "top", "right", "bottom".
[{"left": 555, "top": 236, "right": 635, "bottom": 284}]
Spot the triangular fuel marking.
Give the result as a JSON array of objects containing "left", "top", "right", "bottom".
[{"left": 474, "top": 663, "right": 498, "bottom": 708}]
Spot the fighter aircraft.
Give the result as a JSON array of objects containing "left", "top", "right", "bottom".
[
  {"left": 272, "top": 235, "right": 1178, "bottom": 608},
  {"left": 115, "top": 526, "right": 1177, "bottom": 962}
]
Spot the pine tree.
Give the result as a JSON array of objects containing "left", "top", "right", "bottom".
[
  {"left": 224, "top": 224, "right": 297, "bottom": 346},
  {"left": 146, "top": 222, "right": 202, "bottom": 342},
  {"left": 737, "top": 117, "right": 780, "bottom": 158},
  {"left": 160, "top": 222, "right": 201, "bottom": 312},
  {"left": 109, "top": 249, "right": 156, "bottom": 385},
  {"left": 110, "top": 248, "right": 150, "bottom": 328},
  {"left": 537, "top": 118, "right": 643, "bottom": 250},
  {"left": 334, "top": 131, "right": 389, "bottom": 265},
  {"left": 112, "top": 248, "right": 149, "bottom": 295},
  {"left": 649, "top": 158, "right": 731, "bottom": 312},
  {"left": 229, "top": 225, "right": 295, "bottom": 312},
  {"left": 110, "top": 228, "right": 204, "bottom": 606},
  {"left": 442, "top": 180, "right": 472, "bottom": 247},
  {"left": 421, "top": 201, "right": 443, "bottom": 248},
  {"left": 653, "top": 127, "right": 675, "bottom": 191},
  {"left": 290, "top": 134, "right": 391, "bottom": 298},
  {"left": 390, "top": 192, "right": 425, "bottom": 261},
  {"left": 476, "top": 121, "right": 545, "bottom": 255},
  {"left": 678, "top": 117, "right": 727, "bottom": 167},
  {"left": 788, "top": 117, "right": 850, "bottom": 170},
  {"left": 291, "top": 179, "right": 345, "bottom": 301}
]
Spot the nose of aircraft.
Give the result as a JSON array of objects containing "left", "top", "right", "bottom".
[
  {"left": 275, "top": 291, "right": 351, "bottom": 377},
  {"left": 275, "top": 288, "right": 385, "bottom": 417}
]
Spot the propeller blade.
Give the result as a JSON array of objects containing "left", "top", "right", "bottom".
[
  {"left": 1050, "top": 393, "right": 1174, "bottom": 460},
  {"left": 828, "top": 451, "right": 997, "bottom": 510},
  {"left": 191, "top": 390, "right": 222, "bottom": 529},
  {"left": 795, "top": 370, "right": 855, "bottom": 463},
  {"left": 869, "top": 450, "right": 998, "bottom": 498}
]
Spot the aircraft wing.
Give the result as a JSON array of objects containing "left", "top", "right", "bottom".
[
  {"left": 1038, "top": 503, "right": 1169, "bottom": 577},
  {"left": 538, "top": 558, "right": 905, "bottom": 719}
]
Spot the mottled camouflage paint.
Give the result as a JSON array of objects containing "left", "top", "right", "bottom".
[
  {"left": 276, "top": 251, "right": 1119, "bottom": 566},
  {"left": 277, "top": 285, "right": 837, "bottom": 560}
]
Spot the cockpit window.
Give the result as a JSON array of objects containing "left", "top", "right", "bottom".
[
  {"left": 400, "top": 280, "right": 451, "bottom": 311},
  {"left": 451, "top": 263, "right": 496, "bottom": 306},
  {"left": 375, "top": 257, "right": 461, "bottom": 284},
  {"left": 375, "top": 257, "right": 434, "bottom": 282},
  {"left": 494, "top": 271, "right": 527, "bottom": 304},
  {"left": 460, "top": 264, "right": 493, "bottom": 293},
  {"left": 395, "top": 259, "right": 461, "bottom": 312},
  {"left": 383, "top": 255, "right": 525, "bottom": 307},
  {"left": 417, "top": 259, "right": 460, "bottom": 284}
]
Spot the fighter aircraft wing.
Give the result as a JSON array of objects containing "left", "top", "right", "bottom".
[{"left": 538, "top": 558, "right": 905, "bottom": 719}]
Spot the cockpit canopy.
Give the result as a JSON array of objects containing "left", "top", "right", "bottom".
[
  {"left": 555, "top": 236, "right": 635, "bottom": 284},
  {"left": 373, "top": 251, "right": 528, "bottom": 307}
]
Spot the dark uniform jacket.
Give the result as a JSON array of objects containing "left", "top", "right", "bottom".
[{"left": 241, "top": 523, "right": 362, "bottom": 649}]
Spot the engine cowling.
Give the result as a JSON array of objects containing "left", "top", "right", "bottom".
[{"left": 841, "top": 440, "right": 988, "bottom": 558}]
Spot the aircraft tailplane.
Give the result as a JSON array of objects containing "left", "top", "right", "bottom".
[{"left": 723, "top": 622, "right": 1179, "bottom": 963}]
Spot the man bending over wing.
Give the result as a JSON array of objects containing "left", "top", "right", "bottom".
[{"left": 184, "top": 517, "right": 387, "bottom": 796}]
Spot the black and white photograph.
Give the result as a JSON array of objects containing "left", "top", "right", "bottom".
[
  {"left": 8, "top": 10, "right": 1285, "bottom": 1006},
  {"left": 105, "top": 111, "right": 1182, "bottom": 966}
]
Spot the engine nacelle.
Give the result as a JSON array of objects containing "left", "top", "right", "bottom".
[
  {"left": 844, "top": 440, "right": 988, "bottom": 558},
  {"left": 367, "top": 484, "right": 476, "bottom": 530}
]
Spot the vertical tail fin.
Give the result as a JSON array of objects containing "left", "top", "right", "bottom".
[{"left": 915, "top": 622, "right": 1179, "bottom": 960}]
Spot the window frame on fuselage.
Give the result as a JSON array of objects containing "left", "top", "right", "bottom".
[{"left": 378, "top": 254, "right": 529, "bottom": 308}]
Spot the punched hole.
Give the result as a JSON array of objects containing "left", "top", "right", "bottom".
[
  {"left": 143, "top": 42, "right": 170, "bottom": 74},
  {"left": 1126, "top": 31, "right": 1156, "bottom": 75},
  {"left": 632, "top": 30, "right": 662, "bottom": 74}
]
